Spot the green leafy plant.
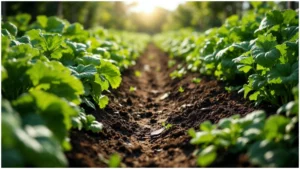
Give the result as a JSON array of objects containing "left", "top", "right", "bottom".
[
  {"left": 162, "top": 122, "right": 173, "bottom": 130},
  {"left": 178, "top": 86, "right": 185, "bottom": 93},
  {"left": 1, "top": 14, "right": 150, "bottom": 167},
  {"left": 188, "top": 86, "right": 298, "bottom": 167},
  {"left": 129, "top": 86, "right": 136, "bottom": 92}
]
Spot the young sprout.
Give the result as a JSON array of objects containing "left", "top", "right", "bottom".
[
  {"left": 162, "top": 122, "right": 173, "bottom": 130},
  {"left": 134, "top": 70, "right": 141, "bottom": 77},
  {"left": 178, "top": 86, "right": 184, "bottom": 93},
  {"left": 168, "top": 60, "right": 176, "bottom": 68},
  {"left": 129, "top": 86, "right": 136, "bottom": 92},
  {"left": 192, "top": 77, "right": 201, "bottom": 84}
]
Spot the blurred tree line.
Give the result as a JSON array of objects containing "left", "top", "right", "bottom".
[{"left": 1, "top": 1, "right": 297, "bottom": 34}]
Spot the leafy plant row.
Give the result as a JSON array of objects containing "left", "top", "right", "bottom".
[
  {"left": 154, "top": 3, "right": 298, "bottom": 167},
  {"left": 1, "top": 14, "right": 150, "bottom": 167},
  {"left": 189, "top": 87, "right": 298, "bottom": 167},
  {"left": 154, "top": 3, "right": 298, "bottom": 106}
]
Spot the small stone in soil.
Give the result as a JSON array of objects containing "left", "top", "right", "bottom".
[
  {"left": 159, "top": 92, "right": 169, "bottom": 100},
  {"left": 150, "top": 128, "right": 165, "bottom": 136}
]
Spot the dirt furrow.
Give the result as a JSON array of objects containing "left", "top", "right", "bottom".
[{"left": 66, "top": 44, "right": 275, "bottom": 167}]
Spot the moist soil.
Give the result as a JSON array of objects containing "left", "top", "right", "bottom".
[{"left": 66, "top": 44, "right": 276, "bottom": 167}]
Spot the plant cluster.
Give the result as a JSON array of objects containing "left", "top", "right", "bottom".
[
  {"left": 155, "top": 3, "right": 298, "bottom": 106},
  {"left": 1, "top": 14, "right": 149, "bottom": 167},
  {"left": 154, "top": 3, "right": 298, "bottom": 167},
  {"left": 188, "top": 87, "right": 298, "bottom": 167}
]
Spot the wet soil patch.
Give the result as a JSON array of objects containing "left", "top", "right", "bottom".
[{"left": 66, "top": 44, "right": 276, "bottom": 167}]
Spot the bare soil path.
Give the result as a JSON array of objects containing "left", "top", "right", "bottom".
[{"left": 66, "top": 44, "right": 275, "bottom": 167}]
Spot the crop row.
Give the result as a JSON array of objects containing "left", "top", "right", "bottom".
[
  {"left": 1, "top": 14, "right": 150, "bottom": 167},
  {"left": 154, "top": 3, "right": 299, "bottom": 167}
]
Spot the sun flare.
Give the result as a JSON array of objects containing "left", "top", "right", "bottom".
[{"left": 130, "top": 0, "right": 184, "bottom": 14}]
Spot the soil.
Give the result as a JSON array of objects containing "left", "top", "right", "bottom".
[{"left": 66, "top": 44, "right": 277, "bottom": 167}]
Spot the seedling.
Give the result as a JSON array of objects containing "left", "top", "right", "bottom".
[
  {"left": 168, "top": 60, "right": 176, "bottom": 68},
  {"left": 178, "top": 86, "right": 184, "bottom": 93},
  {"left": 192, "top": 77, "right": 201, "bottom": 84},
  {"left": 129, "top": 86, "right": 136, "bottom": 92},
  {"left": 162, "top": 122, "right": 173, "bottom": 130},
  {"left": 134, "top": 70, "right": 141, "bottom": 77}
]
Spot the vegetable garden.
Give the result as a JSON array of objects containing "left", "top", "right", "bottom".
[{"left": 1, "top": 1, "right": 299, "bottom": 168}]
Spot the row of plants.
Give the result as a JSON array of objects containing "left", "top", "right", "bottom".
[
  {"left": 154, "top": 2, "right": 298, "bottom": 167},
  {"left": 1, "top": 14, "right": 150, "bottom": 167},
  {"left": 154, "top": 3, "right": 298, "bottom": 106}
]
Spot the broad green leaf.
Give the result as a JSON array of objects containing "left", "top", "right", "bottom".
[
  {"left": 88, "top": 121, "right": 103, "bottom": 133},
  {"left": 2, "top": 22, "right": 18, "bottom": 37},
  {"left": 257, "top": 10, "right": 283, "bottom": 32},
  {"left": 98, "top": 95, "right": 109, "bottom": 109},
  {"left": 75, "top": 55, "right": 101, "bottom": 66},
  {"left": 97, "top": 60, "right": 121, "bottom": 89},
  {"left": 237, "top": 65, "right": 252, "bottom": 73},
  {"left": 249, "top": 91, "right": 260, "bottom": 101},
  {"left": 282, "top": 26, "right": 299, "bottom": 41},
  {"left": 267, "top": 63, "right": 298, "bottom": 84},
  {"left": 200, "top": 121, "right": 215, "bottom": 131},
  {"left": 86, "top": 114, "right": 96, "bottom": 124},
  {"left": 65, "top": 23, "right": 84, "bottom": 35},
  {"left": 27, "top": 60, "right": 84, "bottom": 104},
  {"left": 252, "top": 34, "right": 280, "bottom": 67},
  {"left": 197, "top": 145, "right": 217, "bottom": 167},
  {"left": 190, "top": 131, "right": 214, "bottom": 144},
  {"left": 282, "top": 9, "right": 297, "bottom": 24},
  {"left": 65, "top": 41, "right": 87, "bottom": 55},
  {"left": 69, "top": 64, "right": 97, "bottom": 80},
  {"left": 248, "top": 140, "right": 290, "bottom": 167},
  {"left": 264, "top": 115, "right": 290, "bottom": 140},
  {"left": 36, "top": 15, "right": 48, "bottom": 28},
  {"left": 108, "top": 153, "right": 121, "bottom": 168},
  {"left": 46, "top": 17, "right": 65, "bottom": 33}
]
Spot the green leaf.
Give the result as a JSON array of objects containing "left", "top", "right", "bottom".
[
  {"left": 267, "top": 63, "right": 298, "bottom": 84},
  {"left": 264, "top": 115, "right": 290, "bottom": 140},
  {"left": 69, "top": 64, "right": 97, "bottom": 80},
  {"left": 252, "top": 34, "right": 280, "bottom": 67},
  {"left": 187, "top": 128, "right": 196, "bottom": 138},
  {"left": 36, "top": 15, "right": 48, "bottom": 28},
  {"left": 2, "top": 22, "right": 18, "bottom": 37},
  {"left": 200, "top": 121, "right": 215, "bottom": 131},
  {"left": 190, "top": 131, "right": 214, "bottom": 144},
  {"left": 27, "top": 60, "right": 84, "bottom": 104},
  {"left": 98, "top": 95, "right": 109, "bottom": 109},
  {"left": 75, "top": 55, "right": 101, "bottom": 66},
  {"left": 72, "top": 117, "right": 83, "bottom": 130},
  {"left": 86, "top": 114, "right": 96, "bottom": 124},
  {"left": 98, "top": 60, "right": 121, "bottom": 89},
  {"left": 40, "top": 33, "right": 63, "bottom": 59},
  {"left": 249, "top": 74, "right": 267, "bottom": 89},
  {"left": 248, "top": 140, "right": 290, "bottom": 167},
  {"left": 81, "top": 97, "right": 96, "bottom": 110},
  {"left": 46, "top": 17, "right": 65, "bottom": 33},
  {"left": 282, "top": 9, "right": 297, "bottom": 24},
  {"left": 66, "top": 40, "right": 87, "bottom": 55},
  {"left": 197, "top": 145, "right": 217, "bottom": 167},
  {"left": 257, "top": 10, "right": 283, "bottom": 32},
  {"left": 237, "top": 65, "right": 252, "bottom": 73},
  {"left": 88, "top": 121, "right": 103, "bottom": 133},
  {"left": 108, "top": 153, "right": 121, "bottom": 168},
  {"left": 282, "top": 26, "right": 299, "bottom": 41},
  {"left": 249, "top": 91, "right": 260, "bottom": 101},
  {"left": 65, "top": 23, "right": 84, "bottom": 35}
]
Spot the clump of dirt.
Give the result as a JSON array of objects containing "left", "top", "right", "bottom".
[{"left": 66, "top": 44, "right": 276, "bottom": 167}]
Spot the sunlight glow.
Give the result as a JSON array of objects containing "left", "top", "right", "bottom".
[{"left": 129, "top": 0, "right": 185, "bottom": 14}]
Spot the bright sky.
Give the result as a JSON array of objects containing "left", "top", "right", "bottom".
[{"left": 127, "top": 0, "right": 185, "bottom": 13}]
